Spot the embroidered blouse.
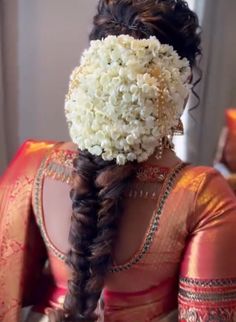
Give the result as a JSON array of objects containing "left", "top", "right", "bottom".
[{"left": 31, "top": 146, "right": 236, "bottom": 321}]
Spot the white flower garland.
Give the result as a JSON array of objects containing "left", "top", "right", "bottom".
[{"left": 65, "top": 35, "right": 191, "bottom": 165}]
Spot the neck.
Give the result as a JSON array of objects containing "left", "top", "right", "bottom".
[{"left": 144, "top": 148, "right": 180, "bottom": 168}]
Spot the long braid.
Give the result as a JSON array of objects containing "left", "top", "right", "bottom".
[
  {"left": 84, "top": 163, "right": 136, "bottom": 315},
  {"left": 63, "top": 151, "right": 135, "bottom": 321},
  {"left": 64, "top": 151, "right": 100, "bottom": 321}
]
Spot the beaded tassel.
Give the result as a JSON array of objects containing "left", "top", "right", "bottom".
[{"left": 155, "top": 138, "right": 164, "bottom": 160}]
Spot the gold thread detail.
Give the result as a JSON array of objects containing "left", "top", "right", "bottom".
[
  {"left": 33, "top": 150, "right": 68, "bottom": 262},
  {"left": 110, "top": 162, "right": 185, "bottom": 273},
  {"left": 179, "top": 288, "right": 236, "bottom": 302},
  {"left": 33, "top": 148, "right": 185, "bottom": 270},
  {"left": 180, "top": 277, "right": 236, "bottom": 288}
]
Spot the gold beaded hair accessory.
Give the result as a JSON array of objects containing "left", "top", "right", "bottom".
[{"left": 65, "top": 35, "right": 191, "bottom": 165}]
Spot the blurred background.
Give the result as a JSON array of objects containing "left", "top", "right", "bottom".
[{"left": 0, "top": 0, "right": 236, "bottom": 175}]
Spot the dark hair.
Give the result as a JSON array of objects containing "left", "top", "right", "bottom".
[
  {"left": 55, "top": 1, "right": 201, "bottom": 321},
  {"left": 90, "top": 0, "right": 201, "bottom": 67}
]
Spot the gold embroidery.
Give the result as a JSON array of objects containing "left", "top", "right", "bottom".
[
  {"left": 33, "top": 153, "right": 67, "bottom": 261},
  {"left": 179, "top": 307, "right": 236, "bottom": 321},
  {"left": 33, "top": 150, "right": 185, "bottom": 273},
  {"left": 0, "top": 177, "right": 35, "bottom": 321},
  {"left": 136, "top": 166, "right": 169, "bottom": 183},
  {"left": 111, "top": 162, "right": 185, "bottom": 273},
  {"left": 126, "top": 189, "right": 159, "bottom": 200},
  {"left": 179, "top": 288, "right": 236, "bottom": 302},
  {"left": 44, "top": 161, "right": 74, "bottom": 185},
  {"left": 179, "top": 278, "right": 236, "bottom": 320},
  {"left": 48, "top": 149, "right": 77, "bottom": 167},
  {"left": 43, "top": 149, "right": 76, "bottom": 185},
  {"left": 42, "top": 149, "right": 172, "bottom": 200},
  {"left": 180, "top": 277, "right": 236, "bottom": 287}
]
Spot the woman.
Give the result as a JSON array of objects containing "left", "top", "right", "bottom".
[{"left": 1, "top": 0, "right": 236, "bottom": 321}]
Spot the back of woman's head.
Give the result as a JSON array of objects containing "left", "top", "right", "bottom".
[
  {"left": 90, "top": 0, "right": 201, "bottom": 67},
  {"left": 56, "top": 1, "right": 201, "bottom": 322}
]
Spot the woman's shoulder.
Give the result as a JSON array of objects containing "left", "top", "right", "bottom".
[
  {"left": 178, "top": 164, "right": 221, "bottom": 190},
  {"left": 184, "top": 164, "right": 219, "bottom": 177},
  {"left": 13, "top": 139, "right": 58, "bottom": 167},
  {"left": 177, "top": 164, "right": 235, "bottom": 203},
  {"left": 181, "top": 164, "right": 224, "bottom": 188},
  {"left": 180, "top": 164, "right": 236, "bottom": 232},
  {"left": 20, "top": 140, "right": 77, "bottom": 156},
  {"left": 0, "top": 139, "right": 59, "bottom": 183},
  {"left": 186, "top": 164, "right": 236, "bottom": 210},
  {"left": 20, "top": 138, "right": 58, "bottom": 152}
]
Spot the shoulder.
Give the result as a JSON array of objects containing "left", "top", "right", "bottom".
[
  {"left": 184, "top": 165, "right": 231, "bottom": 190},
  {"left": 184, "top": 164, "right": 219, "bottom": 178},
  {"left": 11, "top": 139, "right": 59, "bottom": 169},
  {"left": 19, "top": 139, "right": 58, "bottom": 154},
  {"left": 178, "top": 165, "right": 221, "bottom": 193},
  {"left": 185, "top": 165, "right": 236, "bottom": 230},
  {"left": 179, "top": 165, "right": 235, "bottom": 214},
  {"left": 0, "top": 139, "right": 60, "bottom": 183},
  {"left": 182, "top": 165, "right": 234, "bottom": 201}
]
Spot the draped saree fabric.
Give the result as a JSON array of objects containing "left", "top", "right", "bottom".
[
  {"left": 2, "top": 140, "right": 236, "bottom": 321},
  {"left": 0, "top": 140, "right": 55, "bottom": 322}
]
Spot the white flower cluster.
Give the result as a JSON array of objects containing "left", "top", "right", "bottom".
[{"left": 65, "top": 35, "right": 191, "bottom": 165}]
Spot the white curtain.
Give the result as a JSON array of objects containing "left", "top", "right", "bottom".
[
  {"left": 186, "top": 0, "right": 236, "bottom": 165},
  {"left": 0, "top": 1, "right": 7, "bottom": 175}
]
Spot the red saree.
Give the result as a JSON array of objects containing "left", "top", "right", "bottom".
[{"left": 0, "top": 140, "right": 56, "bottom": 322}]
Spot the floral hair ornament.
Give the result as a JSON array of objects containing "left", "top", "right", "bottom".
[{"left": 65, "top": 35, "right": 191, "bottom": 165}]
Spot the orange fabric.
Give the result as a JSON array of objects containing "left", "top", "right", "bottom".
[
  {"left": 103, "top": 167, "right": 236, "bottom": 320},
  {"left": 2, "top": 143, "right": 236, "bottom": 321},
  {"left": 33, "top": 152, "right": 236, "bottom": 321},
  {"left": 178, "top": 168, "right": 236, "bottom": 320},
  {"left": 226, "top": 109, "right": 236, "bottom": 134},
  {"left": 0, "top": 140, "right": 56, "bottom": 322}
]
